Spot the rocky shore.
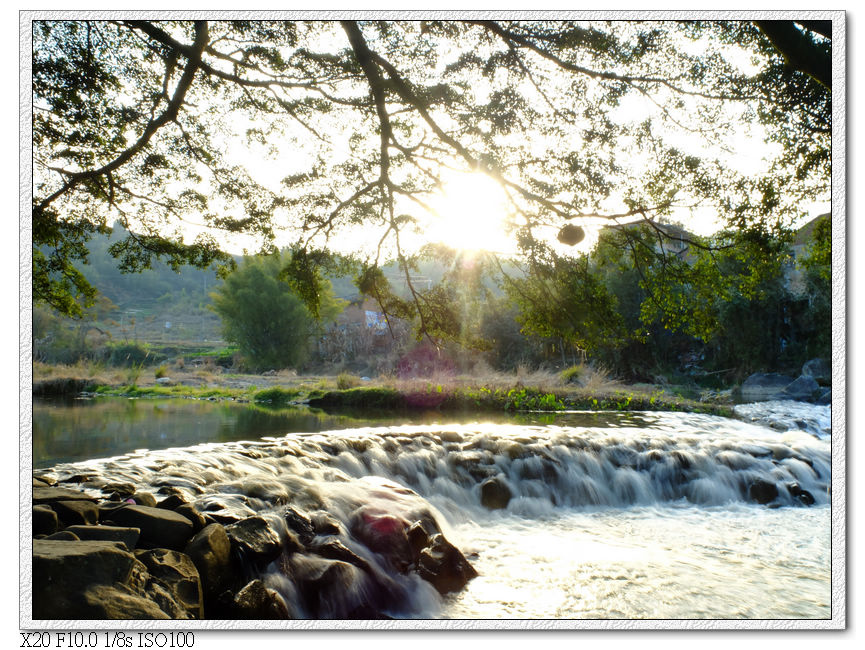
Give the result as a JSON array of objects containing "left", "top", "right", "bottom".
[{"left": 31, "top": 476, "right": 477, "bottom": 620}]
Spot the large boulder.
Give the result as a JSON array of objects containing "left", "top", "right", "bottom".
[
  {"left": 480, "top": 476, "right": 512, "bottom": 510},
  {"left": 33, "top": 505, "right": 59, "bottom": 536},
  {"left": 135, "top": 549, "right": 203, "bottom": 619},
  {"left": 781, "top": 375, "right": 820, "bottom": 402},
  {"left": 183, "top": 523, "right": 232, "bottom": 598},
  {"left": 32, "top": 540, "right": 150, "bottom": 619},
  {"left": 225, "top": 516, "right": 284, "bottom": 565},
  {"left": 416, "top": 533, "right": 478, "bottom": 595},
  {"left": 802, "top": 358, "right": 831, "bottom": 385},
  {"left": 50, "top": 500, "right": 100, "bottom": 527},
  {"left": 748, "top": 479, "right": 779, "bottom": 505},
  {"left": 232, "top": 579, "right": 288, "bottom": 619},
  {"left": 105, "top": 505, "right": 195, "bottom": 550},
  {"left": 740, "top": 373, "right": 796, "bottom": 402},
  {"left": 349, "top": 508, "right": 412, "bottom": 570}
]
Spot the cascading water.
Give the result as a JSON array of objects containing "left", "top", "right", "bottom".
[{"left": 35, "top": 404, "right": 831, "bottom": 619}]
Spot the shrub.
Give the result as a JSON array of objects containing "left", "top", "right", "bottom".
[{"left": 336, "top": 373, "right": 361, "bottom": 390}]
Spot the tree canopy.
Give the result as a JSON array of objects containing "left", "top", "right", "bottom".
[{"left": 32, "top": 18, "right": 832, "bottom": 331}]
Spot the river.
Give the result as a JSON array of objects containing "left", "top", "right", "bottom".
[{"left": 31, "top": 397, "right": 832, "bottom": 620}]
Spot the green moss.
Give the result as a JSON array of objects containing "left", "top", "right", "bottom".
[{"left": 253, "top": 387, "right": 302, "bottom": 406}]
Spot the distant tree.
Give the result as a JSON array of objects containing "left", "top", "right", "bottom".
[
  {"left": 32, "top": 18, "right": 833, "bottom": 331},
  {"left": 210, "top": 252, "right": 344, "bottom": 371}
]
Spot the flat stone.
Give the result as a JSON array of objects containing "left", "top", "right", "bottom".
[
  {"left": 66, "top": 525, "right": 141, "bottom": 550},
  {"left": 781, "top": 375, "right": 820, "bottom": 402},
  {"left": 105, "top": 505, "right": 195, "bottom": 550},
  {"left": 33, "top": 487, "right": 97, "bottom": 505},
  {"left": 43, "top": 530, "right": 81, "bottom": 541},
  {"left": 51, "top": 500, "right": 100, "bottom": 526}
]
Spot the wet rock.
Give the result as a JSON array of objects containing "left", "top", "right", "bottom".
[
  {"left": 309, "top": 538, "right": 371, "bottom": 573},
  {"left": 407, "top": 521, "right": 432, "bottom": 561},
  {"left": 232, "top": 579, "right": 289, "bottom": 619},
  {"left": 781, "top": 375, "right": 820, "bottom": 402},
  {"left": 132, "top": 492, "right": 158, "bottom": 508},
  {"left": 174, "top": 504, "right": 207, "bottom": 534},
  {"left": 816, "top": 388, "right": 832, "bottom": 405},
  {"left": 102, "top": 482, "right": 137, "bottom": 501},
  {"left": 802, "top": 358, "right": 831, "bottom": 385},
  {"left": 51, "top": 499, "right": 100, "bottom": 526},
  {"left": 349, "top": 508, "right": 412, "bottom": 570},
  {"left": 787, "top": 482, "right": 816, "bottom": 506},
  {"left": 225, "top": 516, "right": 283, "bottom": 565},
  {"left": 33, "top": 474, "right": 56, "bottom": 486},
  {"left": 184, "top": 523, "right": 232, "bottom": 598},
  {"left": 33, "top": 477, "right": 51, "bottom": 488},
  {"left": 157, "top": 494, "right": 187, "bottom": 511},
  {"left": 135, "top": 549, "right": 203, "bottom": 619},
  {"left": 740, "top": 373, "right": 796, "bottom": 402},
  {"left": 284, "top": 506, "right": 316, "bottom": 544},
  {"left": 291, "top": 556, "right": 366, "bottom": 619},
  {"left": 480, "top": 476, "right": 512, "bottom": 510},
  {"left": 65, "top": 525, "right": 141, "bottom": 550},
  {"left": 416, "top": 533, "right": 478, "bottom": 595},
  {"left": 106, "top": 505, "right": 195, "bottom": 550},
  {"left": 748, "top": 479, "right": 779, "bottom": 504},
  {"left": 311, "top": 511, "right": 342, "bottom": 536},
  {"left": 33, "top": 505, "right": 59, "bottom": 536},
  {"left": 33, "top": 487, "right": 98, "bottom": 505}
]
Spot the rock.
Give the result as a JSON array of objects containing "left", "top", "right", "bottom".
[
  {"left": 816, "top": 388, "right": 832, "bottom": 405},
  {"left": 132, "top": 492, "right": 157, "bottom": 508},
  {"left": 155, "top": 377, "right": 174, "bottom": 385},
  {"left": 33, "top": 487, "right": 97, "bottom": 505},
  {"left": 32, "top": 540, "right": 150, "bottom": 619},
  {"left": 225, "top": 516, "right": 283, "bottom": 565},
  {"left": 309, "top": 538, "right": 370, "bottom": 573},
  {"left": 480, "top": 476, "right": 512, "bottom": 510},
  {"left": 174, "top": 504, "right": 207, "bottom": 533},
  {"left": 157, "top": 494, "right": 187, "bottom": 511},
  {"left": 291, "top": 556, "right": 366, "bottom": 618},
  {"left": 407, "top": 521, "right": 432, "bottom": 561},
  {"left": 416, "top": 533, "right": 478, "bottom": 595},
  {"left": 781, "top": 375, "right": 820, "bottom": 402},
  {"left": 33, "top": 477, "right": 51, "bottom": 488},
  {"left": 33, "top": 505, "right": 59, "bottom": 536},
  {"left": 232, "top": 579, "right": 288, "bottom": 619},
  {"left": 787, "top": 482, "right": 816, "bottom": 506},
  {"left": 349, "top": 508, "right": 412, "bottom": 570},
  {"left": 65, "top": 525, "right": 141, "bottom": 550},
  {"left": 102, "top": 482, "right": 137, "bottom": 501},
  {"left": 135, "top": 549, "right": 203, "bottom": 619},
  {"left": 284, "top": 506, "right": 316, "bottom": 544},
  {"left": 79, "top": 584, "right": 170, "bottom": 620},
  {"left": 44, "top": 530, "right": 81, "bottom": 541},
  {"left": 740, "top": 373, "right": 796, "bottom": 402},
  {"left": 311, "top": 511, "right": 342, "bottom": 536},
  {"left": 50, "top": 500, "right": 100, "bottom": 526},
  {"left": 183, "top": 524, "right": 232, "bottom": 598},
  {"left": 105, "top": 505, "right": 195, "bottom": 550},
  {"left": 748, "top": 479, "right": 779, "bottom": 504},
  {"left": 33, "top": 474, "right": 55, "bottom": 487},
  {"left": 802, "top": 358, "right": 831, "bottom": 385}
]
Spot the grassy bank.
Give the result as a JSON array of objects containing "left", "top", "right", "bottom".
[{"left": 33, "top": 361, "right": 735, "bottom": 417}]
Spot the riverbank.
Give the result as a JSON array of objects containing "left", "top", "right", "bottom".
[{"left": 32, "top": 362, "right": 736, "bottom": 417}]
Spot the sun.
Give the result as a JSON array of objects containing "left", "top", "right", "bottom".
[{"left": 424, "top": 172, "right": 515, "bottom": 254}]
